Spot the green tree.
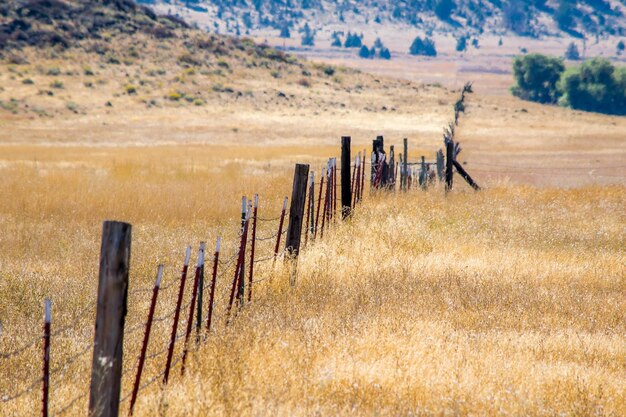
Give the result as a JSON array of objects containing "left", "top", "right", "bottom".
[
  {"left": 435, "top": 0, "right": 456, "bottom": 21},
  {"left": 358, "top": 45, "right": 371, "bottom": 58},
  {"left": 617, "top": 40, "right": 625, "bottom": 56},
  {"left": 300, "top": 23, "right": 316, "bottom": 46},
  {"left": 409, "top": 37, "right": 437, "bottom": 57},
  {"left": 511, "top": 54, "right": 565, "bottom": 104},
  {"left": 379, "top": 47, "right": 391, "bottom": 60},
  {"left": 558, "top": 58, "right": 626, "bottom": 115},
  {"left": 564, "top": 42, "right": 580, "bottom": 60}
]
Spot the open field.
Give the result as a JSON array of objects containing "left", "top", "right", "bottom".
[{"left": 1, "top": 24, "right": 625, "bottom": 417}]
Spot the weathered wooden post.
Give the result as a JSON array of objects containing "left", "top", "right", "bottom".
[
  {"left": 436, "top": 149, "right": 445, "bottom": 182},
  {"left": 341, "top": 136, "right": 352, "bottom": 219},
  {"left": 445, "top": 140, "right": 454, "bottom": 191},
  {"left": 285, "top": 164, "right": 310, "bottom": 260},
  {"left": 389, "top": 145, "right": 395, "bottom": 189},
  {"left": 89, "top": 221, "right": 131, "bottom": 417},
  {"left": 453, "top": 160, "right": 481, "bottom": 190},
  {"left": 419, "top": 156, "right": 427, "bottom": 189},
  {"left": 403, "top": 138, "right": 408, "bottom": 191}
]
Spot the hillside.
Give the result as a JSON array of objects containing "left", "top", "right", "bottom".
[
  {"left": 140, "top": 0, "right": 626, "bottom": 39},
  {"left": 0, "top": 0, "right": 407, "bottom": 118}
]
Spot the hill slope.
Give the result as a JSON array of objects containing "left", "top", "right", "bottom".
[{"left": 140, "top": 0, "right": 626, "bottom": 38}]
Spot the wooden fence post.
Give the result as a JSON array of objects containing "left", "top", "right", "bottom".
[
  {"left": 403, "top": 138, "right": 408, "bottom": 191},
  {"left": 445, "top": 140, "right": 454, "bottom": 191},
  {"left": 389, "top": 145, "right": 395, "bottom": 189},
  {"left": 341, "top": 136, "right": 352, "bottom": 219},
  {"left": 89, "top": 221, "right": 131, "bottom": 417},
  {"left": 436, "top": 149, "right": 445, "bottom": 182},
  {"left": 452, "top": 160, "right": 481, "bottom": 190},
  {"left": 285, "top": 164, "right": 309, "bottom": 258}
]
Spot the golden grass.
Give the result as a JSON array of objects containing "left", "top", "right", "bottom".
[
  {"left": 0, "top": 143, "right": 624, "bottom": 416},
  {"left": 1, "top": 33, "right": 625, "bottom": 417}
]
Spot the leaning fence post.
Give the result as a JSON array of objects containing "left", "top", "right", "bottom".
[
  {"left": 89, "top": 221, "right": 131, "bottom": 417},
  {"left": 163, "top": 246, "right": 191, "bottom": 385},
  {"left": 341, "top": 136, "right": 352, "bottom": 219},
  {"left": 129, "top": 266, "right": 163, "bottom": 416},
  {"left": 42, "top": 299, "right": 51, "bottom": 417}
]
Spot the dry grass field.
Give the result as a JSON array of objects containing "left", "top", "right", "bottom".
[{"left": 0, "top": 24, "right": 625, "bottom": 417}]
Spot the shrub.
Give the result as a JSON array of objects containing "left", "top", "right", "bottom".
[
  {"left": 379, "top": 47, "right": 391, "bottom": 60},
  {"left": 178, "top": 53, "right": 201, "bottom": 66},
  {"left": 409, "top": 37, "right": 437, "bottom": 57},
  {"left": 456, "top": 36, "right": 467, "bottom": 52},
  {"left": 565, "top": 42, "right": 580, "bottom": 60},
  {"left": 323, "top": 66, "right": 335, "bottom": 76},
  {"left": 557, "top": 58, "right": 626, "bottom": 115},
  {"left": 46, "top": 67, "right": 61, "bottom": 76},
  {"left": 50, "top": 80, "right": 64, "bottom": 89},
  {"left": 297, "top": 78, "right": 311, "bottom": 87},
  {"left": 22, "top": 78, "right": 34, "bottom": 85},
  {"left": 511, "top": 54, "right": 564, "bottom": 104},
  {"left": 358, "top": 45, "right": 371, "bottom": 59},
  {"left": 124, "top": 85, "right": 137, "bottom": 95},
  {"left": 167, "top": 91, "right": 182, "bottom": 101}
]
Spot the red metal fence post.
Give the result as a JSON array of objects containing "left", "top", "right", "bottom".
[
  {"left": 314, "top": 167, "right": 325, "bottom": 239},
  {"left": 129, "top": 266, "right": 163, "bottom": 416},
  {"left": 248, "top": 195, "right": 258, "bottom": 302},
  {"left": 42, "top": 299, "right": 51, "bottom": 417},
  {"left": 273, "top": 197, "right": 288, "bottom": 263},
  {"left": 181, "top": 244, "right": 205, "bottom": 375},
  {"left": 163, "top": 246, "right": 191, "bottom": 385},
  {"left": 206, "top": 237, "right": 220, "bottom": 332}
]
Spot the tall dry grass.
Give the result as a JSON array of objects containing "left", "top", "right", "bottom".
[{"left": 0, "top": 144, "right": 624, "bottom": 416}]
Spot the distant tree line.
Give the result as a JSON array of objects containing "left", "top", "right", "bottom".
[
  {"left": 184, "top": 0, "right": 626, "bottom": 39},
  {"left": 511, "top": 53, "right": 626, "bottom": 115}
]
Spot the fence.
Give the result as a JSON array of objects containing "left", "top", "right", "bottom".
[{"left": 0, "top": 84, "right": 482, "bottom": 417}]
